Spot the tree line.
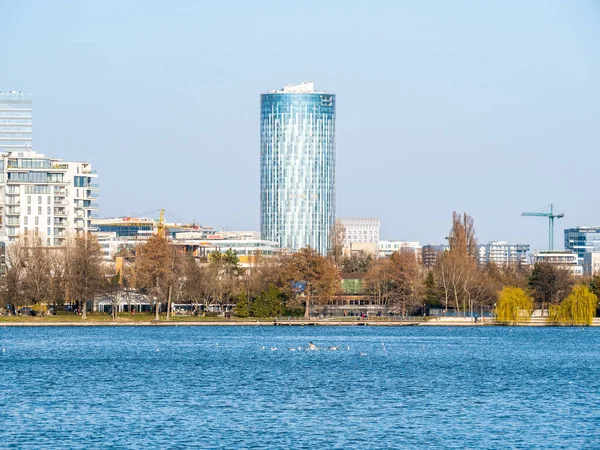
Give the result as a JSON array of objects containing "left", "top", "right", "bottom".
[{"left": 2, "top": 212, "right": 599, "bottom": 323}]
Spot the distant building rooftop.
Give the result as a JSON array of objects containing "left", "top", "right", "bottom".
[{"left": 266, "top": 81, "right": 329, "bottom": 94}]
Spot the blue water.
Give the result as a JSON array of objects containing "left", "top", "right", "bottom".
[{"left": 0, "top": 326, "right": 599, "bottom": 449}]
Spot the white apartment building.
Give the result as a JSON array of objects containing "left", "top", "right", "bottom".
[
  {"left": 379, "top": 240, "right": 421, "bottom": 258},
  {"left": 583, "top": 252, "right": 600, "bottom": 276},
  {"left": 534, "top": 252, "right": 583, "bottom": 276},
  {"left": 0, "top": 150, "right": 98, "bottom": 245},
  {"left": 478, "top": 241, "right": 530, "bottom": 266},
  {"left": 337, "top": 218, "right": 380, "bottom": 256}
]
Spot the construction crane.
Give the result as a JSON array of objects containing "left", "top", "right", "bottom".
[{"left": 521, "top": 204, "right": 564, "bottom": 251}]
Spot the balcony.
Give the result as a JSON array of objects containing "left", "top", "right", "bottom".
[
  {"left": 5, "top": 198, "right": 20, "bottom": 206},
  {"left": 54, "top": 188, "right": 66, "bottom": 196},
  {"left": 54, "top": 219, "right": 68, "bottom": 228},
  {"left": 54, "top": 208, "right": 67, "bottom": 217},
  {"left": 89, "top": 183, "right": 99, "bottom": 190},
  {"left": 6, "top": 209, "right": 20, "bottom": 216},
  {"left": 52, "top": 164, "right": 69, "bottom": 171}
]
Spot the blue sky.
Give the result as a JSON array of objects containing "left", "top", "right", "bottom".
[{"left": 1, "top": 0, "right": 599, "bottom": 250}]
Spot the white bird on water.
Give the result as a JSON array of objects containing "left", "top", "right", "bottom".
[{"left": 270, "top": 347, "right": 277, "bottom": 351}]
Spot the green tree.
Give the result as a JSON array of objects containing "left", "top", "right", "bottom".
[
  {"left": 528, "top": 262, "right": 573, "bottom": 310},
  {"left": 495, "top": 287, "right": 533, "bottom": 324},
  {"left": 250, "top": 285, "right": 284, "bottom": 317},
  {"left": 234, "top": 292, "right": 250, "bottom": 318},
  {"left": 548, "top": 284, "right": 597, "bottom": 325},
  {"left": 424, "top": 270, "right": 440, "bottom": 307}
]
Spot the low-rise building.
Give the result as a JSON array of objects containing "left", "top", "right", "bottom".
[
  {"left": 534, "top": 251, "right": 582, "bottom": 276},
  {"left": 379, "top": 240, "right": 421, "bottom": 258},
  {"left": 174, "top": 231, "right": 280, "bottom": 265},
  {"left": 93, "top": 217, "right": 279, "bottom": 266}
]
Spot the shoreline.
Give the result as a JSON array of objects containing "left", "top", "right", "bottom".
[{"left": 2, "top": 318, "right": 599, "bottom": 327}]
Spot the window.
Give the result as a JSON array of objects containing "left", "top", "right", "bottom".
[
  {"left": 27, "top": 206, "right": 31, "bottom": 214},
  {"left": 47, "top": 206, "right": 50, "bottom": 214},
  {"left": 47, "top": 196, "right": 51, "bottom": 204},
  {"left": 24, "top": 217, "right": 28, "bottom": 225},
  {"left": 47, "top": 217, "right": 50, "bottom": 225},
  {"left": 27, "top": 196, "right": 31, "bottom": 204},
  {"left": 35, "top": 217, "right": 39, "bottom": 226},
  {"left": 38, "top": 196, "right": 42, "bottom": 204},
  {"left": 38, "top": 206, "right": 42, "bottom": 214}
]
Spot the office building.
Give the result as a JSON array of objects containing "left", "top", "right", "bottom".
[
  {"left": 478, "top": 241, "right": 530, "bottom": 266},
  {"left": 0, "top": 91, "right": 33, "bottom": 151},
  {"left": 337, "top": 218, "right": 380, "bottom": 255},
  {"left": 0, "top": 150, "right": 98, "bottom": 245},
  {"left": 564, "top": 226, "right": 600, "bottom": 264},
  {"left": 260, "top": 82, "right": 335, "bottom": 255}
]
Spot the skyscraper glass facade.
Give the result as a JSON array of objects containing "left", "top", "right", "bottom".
[
  {"left": 260, "top": 82, "right": 335, "bottom": 255},
  {"left": 564, "top": 227, "right": 600, "bottom": 263},
  {"left": 0, "top": 91, "right": 33, "bottom": 151}
]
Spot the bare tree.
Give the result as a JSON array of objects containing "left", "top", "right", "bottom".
[
  {"left": 134, "top": 235, "right": 173, "bottom": 320},
  {"left": 329, "top": 221, "right": 345, "bottom": 266},
  {"left": 1, "top": 239, "right": 27, "bottom": 314},
  {"left": 67, "top": 234, "right": 105, "bottom": 320},
  {"left": 281, "top": 247, "right": 340, "bottom": 318},
  {"left": 447, "top": 211, "right": 477, "bottom": 259}
]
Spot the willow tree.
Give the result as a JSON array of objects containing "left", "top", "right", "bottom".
[
  {"left": 548, "top": 285, "right": 598, "bottom": 325},
  {"left": 495, "top": 287, "right": 533, "bottom": 324}
]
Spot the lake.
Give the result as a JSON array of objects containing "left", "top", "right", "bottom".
[{"left": 0, "top": 326, "right": 599, "bottom": 449}]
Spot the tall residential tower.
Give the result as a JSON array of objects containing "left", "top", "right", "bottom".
[
  {"left": 260, "top": 82, "right": 336, "bottom": 255},
  {"left": 0, "top": 91, "right": 33, "bottom": 151}
]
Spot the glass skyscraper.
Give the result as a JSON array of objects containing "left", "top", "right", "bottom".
[
  {"left": 0, "top": 91, "right": 33, "bottom": 151},
  {"left": 260, "top": 82, "right": 336, "bottom": 255}
]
